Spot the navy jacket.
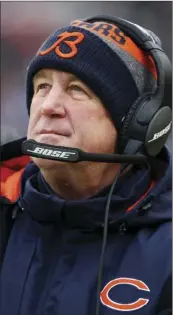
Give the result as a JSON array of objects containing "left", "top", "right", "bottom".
[{"left": 0, "top": 139, "right": 172, "bottom": 315}]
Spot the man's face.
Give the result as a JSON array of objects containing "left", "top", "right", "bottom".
[{"left": 27, "top": 69, "right": 117, "bottom": 167}]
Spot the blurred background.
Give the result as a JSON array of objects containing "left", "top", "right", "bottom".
[{"left": 1, "top": 1, "right": 172, "bottom": 150}]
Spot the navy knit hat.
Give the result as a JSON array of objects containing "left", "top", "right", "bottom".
[{"left": 26, "top": 19, "right": 158, "bottom": 131}]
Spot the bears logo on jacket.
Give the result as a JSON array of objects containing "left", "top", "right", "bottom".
[{"left": 100, "top": 277, "right": 150, "bottom": 311}]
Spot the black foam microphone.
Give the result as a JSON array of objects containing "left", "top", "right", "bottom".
[{"left": 21, "top": 139, "right": 150, "bottom": 164}]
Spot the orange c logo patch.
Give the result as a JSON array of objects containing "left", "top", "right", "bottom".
[
  {"left": 39, "top": 31, "right": 84, "bottom": 58},
  {"left": 100, "top": 277, "right": 150, "bottom": 312}
]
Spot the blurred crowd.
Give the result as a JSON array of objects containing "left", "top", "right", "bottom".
[{"left": 1, "top": 1, "right": 172, "bottom": 150}]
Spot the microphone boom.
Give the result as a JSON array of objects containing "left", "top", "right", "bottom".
[{"left": 22, "top": 139, "right": 149, "bottom": 164}]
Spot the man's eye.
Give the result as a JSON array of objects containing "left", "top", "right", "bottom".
[
  {"left": 36, "top": 83, "right": 50, "bottom": 92},
  {"left": 69, "top": 85, "right": 85, "bottom": 93}
]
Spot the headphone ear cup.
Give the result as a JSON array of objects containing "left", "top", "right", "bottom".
[
  {"left": 145, "top": 106, "right": 172, "bottom": 156},
  {"left": 118, "top": 93, "right": 152, "bottom": 153}
]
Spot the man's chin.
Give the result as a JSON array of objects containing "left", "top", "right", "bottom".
[{"left": 31, "top": 156, "right": 68, "bottom": 170}]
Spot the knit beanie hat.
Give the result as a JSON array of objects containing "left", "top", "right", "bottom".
[{"left": 26, "top": 18, "right": 160, "bottom": 132}]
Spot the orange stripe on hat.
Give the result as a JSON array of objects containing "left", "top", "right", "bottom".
[
  {"left": 91, "top": 22, "right": 157, "bottom": 79},
  {"left": 72, "top": 20, "right": 157, "bottom": 80},
  {"left": 118, "top": 37, "right": 157, "bottom": 80}
]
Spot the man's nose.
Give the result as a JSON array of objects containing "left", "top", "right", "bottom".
[{"left": 41, "top": 87, "right": 66, "bottom": 117}]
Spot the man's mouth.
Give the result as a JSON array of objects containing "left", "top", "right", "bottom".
[{"left": 39, "top": 129, "right": 71, "bottom": 137}]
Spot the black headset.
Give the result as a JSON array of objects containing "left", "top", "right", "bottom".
[{"left": 82, "top": 15, "right": 172, "bottom": 157}]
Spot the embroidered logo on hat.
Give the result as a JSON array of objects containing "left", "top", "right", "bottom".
[
  {"left": 39, "top": 31, "right": 85, "bottom": 58},
  {"left": 72, "top": 20, "right": 126, "bottom": 46}
]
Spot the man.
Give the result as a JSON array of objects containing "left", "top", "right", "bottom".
[{"left": 0, "top": 16, "right": 172, "bottom": 315}]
